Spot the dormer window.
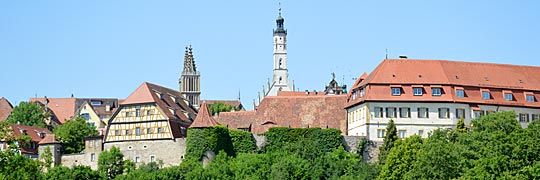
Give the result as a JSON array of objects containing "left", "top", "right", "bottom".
[
  {"left": 456, "top": 89, "right": 465, "bottom": 98},
  {"left": 360, "top": 88, "right": 365, "bottom": 97},
  {"left": 413, "top": 88, "right": 423, "bottom": 96},
  {"left": 482, "top": 91, "right": 491, "bottom": 100},
  {"left": 504, "top": 92, "right": 513, "bottom": 101},
  {"left": 432, "top": 88, "right": 442, "bottom": 96},
  {"left": 91, "top": 101, "right": 102, "bottom": 105},
  {"left": 391, "top": 87, "right": 401, "bottom": 96},
  {"left": 526, "top": 94, "right": 535, "bottom": 102}
]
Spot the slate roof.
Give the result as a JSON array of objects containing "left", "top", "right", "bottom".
[
  {"left": 0, "top": 97, "right": 13, "bottom": 121},
  {"left": 219, "top": 93, "right": 347, "bottom": 134},
  {"left": 346, "top": 59, "right": 540, "bottom": 108},
  {"left": 189, "top": 102, "right": 218, "bottom": 128}
]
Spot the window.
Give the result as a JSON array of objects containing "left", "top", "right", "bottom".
[
  {"left": 126, "top": 112, "right": 131, "bottom": 117},
  {"left": 398, "top": 130, "right": 406, "bottom": 139},
  {"left": 147, "top": 128, "right": 152, "bottom": 134},
  {"left": 360, "top": 89, "right": 365, "bottom": 97},
  {"left": 377, "top": 129, "right": 386, "bottom": 138},
  {"left": 91, "top": 101, "right": 102, "bottom": 105},
  {"left": 147, "top": 110, "right": 153, "bottom": 116},
  {"left": 89, "top": 140, "right": 93, "bottom": 148},
  {"left": 418, "top": 108, "right": 429, "bottom": 118},
  {"left": 135, "top": 127, "right": 141, "bottom": 136},
  {"left": 126, "top": 130, "right": 131, "bottom": 135},
  {"left": 504, "top": 93, "right": 513, "bottom": 101},
  {"left": 473, "top": 110, "right": 484, "bottom": 119},
  {"left": 91, "top": 153, "right": 95, "bottom": 162},
  {"left": 532, "top": 114, "right": 540, "bottom": 121},
  {"left": 136, "top": 109, "right": 141, "bottom": 117},
  {"left": 135, "top": 157, "right": 141, "bottom": 163},
  {"left": 391, "top": 87, "right": 401, "bottom": 96},
  {"left": 386, "top": 107, "right": 397, "bottom": 118},
  {"left": 81, "top": 113, "right": 90, "bottom": 120},
  {"left": 456, "top": 90, "right": 465, "bottom": 98},
  {"left": 413, "top": 88, "right": 423, "bottom": 96},
  {"left": 456, "top": 109, "right": 465, "bottom": 119},
  {"left": 352, "top": 91, "right": 357, "bottom": 100},
  {"left": 418, "top": 130, "right": 424, "bottom": 137},
  {"left": 432, "top": 88, "right": 442, "bottom": 96},
  {"left": 482, "top": 91, "right": 491, "bottom": 100},
  {"left": 374, "top": 107, "right": 383, "bottom": 118},
  {"left": 99, "top": 115, "right": 105, "bottom": 119},
  {"left": 150, "top": 155, "right": 156, "bottom": 162},
  {"left": 115, "top": 130, "right": 120, "bottom": 136},
  {"left": 526, "top": 95, "right": 535, "bottom": 102},
  {"left": 519, "top": 113, "right": 529, "bottom": 123},
  {"left": 400, "top": 107, "right": 410, "bottom": 118},
  {"left": 157, "top": 127, "right": 162, "bottom": 133},
  {"left": 438, "top": 108, "right": 449, "bottom": 118}
]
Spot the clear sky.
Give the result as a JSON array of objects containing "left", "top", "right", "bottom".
[{"left": 1, "top": 1, "right": 540, "bottom": 109}]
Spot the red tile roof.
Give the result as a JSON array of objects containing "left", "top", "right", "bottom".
[
  {"left": 39, "top": 134, "right": 60, "bottom": 145},
  {"left": 30, "top": 98, "right": 76, "bottom": 124},
  {"left": 190, "top": 102, "right": 218, "bottom": 128},
  {"left": 8, "top": 124, "right": 51, "bottom": 154},
  {"left": 346, "top": 59, "right": 540, "bottom": 108},
  {"left": 116, "top": 82, "right": 197, "bottom": 138},
  {"left": 219, "top": 94, "right": 347, "bottom": 134},
  {"left": 0, "top": 97, "right": 13, "bottom": 121}
]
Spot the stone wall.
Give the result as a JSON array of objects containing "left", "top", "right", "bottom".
[
  {"left": 362, "top": 140, "right": 381, "bottom": 163},
  {"left": 341, "top": 136, "right": 365, "bottom": 153},
  {"left": 61, "top": 153, "right": 98, "bottom": 170},
  {"left": 252, "top": 134, "right": 266, "bottom": 150},
  {"left": 104, "top": 138, "right": 186, "bottom": 167}
]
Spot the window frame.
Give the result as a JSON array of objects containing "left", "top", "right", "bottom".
[
  {"left": 456, "top": 89, "right": 465, "bottom": 98},
  {"left": 377, "top": 129, "right": 386, "bottom": 138},
  {"left": 519, "top": 113, "right": 529, "bottom": 123},
  {"left": 526, "top": 95, "right": 535, "bottom": 102},
  {"left": 399, "top": 107, "right": 410, "bottom": 118},
  {"left": 482, "top": 91, "right": 491, "bottom": 100},
  {"left": 386, "top": 107, "right": 397, "bottom": 118},
  {"left": 413, "top": 88, "right": 423, "bottom": 96},
  {"left": 432, "top": 88, "right": 442, "bottom": 96},
  {"left": 398, "top": 130, "right": 407, "bottom": 139},
  {"left": 456, "top": 108, "right": 466, "bottom": 119},
  {"left": 391, "top": 87, "right": 401, "bottom": 96},
  {"left": 504, "top": 93, "right": 513, "bottom": 101},
  {"left": 135, "top": 127, "right": 141, "bottom": 136},
  {"left": 438, "top": 108, "right": 450, "bottom": 119},
  {"left": 374, "top": 107, "right": 383, "bottom": 118},
  {"left": 532, "top": 114, "right": 540, "bottom": 121},
  {"left": 418, "top": 107, "right": 429, "bottom": 118}
]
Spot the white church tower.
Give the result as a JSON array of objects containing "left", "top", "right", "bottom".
[{"left": 267, "top": 6, "right": 291, "bottom": 96}]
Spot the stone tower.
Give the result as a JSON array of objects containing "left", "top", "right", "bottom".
[
  {"left": 179, "top": 45, "right": 201, "bottom": 109},
  {"left": 267, "top": 6, "right": 291, "bottom": 96}
]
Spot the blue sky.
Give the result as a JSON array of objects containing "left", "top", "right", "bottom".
[{"left": 1, "top": 1, "right": 539, "bottom": 109}]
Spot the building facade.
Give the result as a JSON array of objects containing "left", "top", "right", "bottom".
[
  {"left": 267, "top": 8, "right": 292, "bottom": 96},
  {"left": 179, "top": 46, "right": 201, "bottom": 109},
  {"left": 346, "top": 59, "right": 540, "bottom": 141},
  {"left": 103, "top": 82, "right": 197, "bottom": 167}
]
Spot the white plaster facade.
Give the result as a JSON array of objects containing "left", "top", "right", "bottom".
[
  {"left": 347, "top": 102, "right": 540, "bottom": 141},
  {"left": 267, "top": 13, "right": 291, "bottom": 96}
]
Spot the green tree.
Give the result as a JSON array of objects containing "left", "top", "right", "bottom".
[
  {"left": 42, "top": 165, "right": 103, "bottom": 180},
  {"left": 208, "top": 102, "right": 239, "bottom": 115},
  {"left": 378, "top": 135, "right": 423, "bottom": 180},
  {"left": 40, "top": 146, "right": 53, "bottom": 170},
  {"left": 6, "top": 101, "right": 49, "bottom": 128},
  {"left": 54, "top": 116, "right": 98, "bottom": 154},
  {"left": 378, "top": 119, "right": 398, "bottom": 164},
  {"left": 98, "top": 146, "right": 125, "bottom": 179},
  {"left": 456, "top": 118, "right": 467, "bottom": 133}
]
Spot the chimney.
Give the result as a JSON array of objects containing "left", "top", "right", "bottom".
[{"left": 44, "top": 96, "right": 49, "bottom": 112}]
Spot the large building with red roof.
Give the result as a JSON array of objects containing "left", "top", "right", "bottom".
[
  {"left": 219, "top": 91, "right": 348, "bottom": 135},
  {"left": 0, "top": 124, "right": 52, "bottom": 158},
  {"left": 346, "top": 59, "right": 540, "bottom": 141},
  {"left": 103, "top": 82, "right": 197, "bottom": 167}
]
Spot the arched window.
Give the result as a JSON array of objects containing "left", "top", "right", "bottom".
[{"left": 279, "top": 58, "right": 282, "bottom": 68}]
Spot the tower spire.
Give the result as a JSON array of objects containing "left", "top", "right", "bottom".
[{"left": 278, "top": 2, "right": 282, "bottom": 16}]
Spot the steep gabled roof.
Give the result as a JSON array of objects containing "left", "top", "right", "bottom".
[
  {"left": 120, "top": 82, "right": 197, "bottom": 123},
  {"left": 30, "top": 98, "right": 76, "bottom": 124},
  {"left": 8, "top": 124, "right": 51, "bottom": 154},
  {"left": 190, "top": 102, "right": 218, "bottom": 128},
  {"left": 0, "top": 97, "right": 13, "bottom": 121}
]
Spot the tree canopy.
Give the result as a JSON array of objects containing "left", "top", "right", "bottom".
[
  {"left": 54, "top": 116, "right": 99, "bottom": 154},
  {"left": 6, "top": 101, "right": 49, "bottom": 128},
  {"left": 208, "top": 102, "right": 239, "bottom": 115}
]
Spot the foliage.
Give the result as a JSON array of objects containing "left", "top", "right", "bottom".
[
  {"left": 456, "top": 118, "right": 467, "bottom": 133},
  {"left": 42, "top": 165, "right": 103, "bottom": 180},
  {"left": 264, "top": 127, "right": 343, "bottom": 160},
  {"left": 6, "top": 101, "right": 49, "bottom": 128},
  {"left": 185, "top": 126, "right": 234, "bottom": 161},
  {"left": 40, "top": 146, "right": 53, "bottom": 169},
  {"left": 98, "top": 146, "right": 125, "bottom": 179},
  {"left": 0, "top": 151, "right": 42, "bottom": 180},
  {"left": 208, "top": 101, "right": 239, "bottom": 115},
  {"left": 378, "top": 119, "right": 398, "bottom": 164},
  {"left": 54, "top": 116, "right": 98, "bottom": 154},
  {"left": 378, "top": 135, "right": 423, "bottom": 180},
  {"left": 229, "top": 129, "right": 256, "bottom": 154},
  {"left": 357, "top": 138, "right": 368, "bottom": 157}
]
